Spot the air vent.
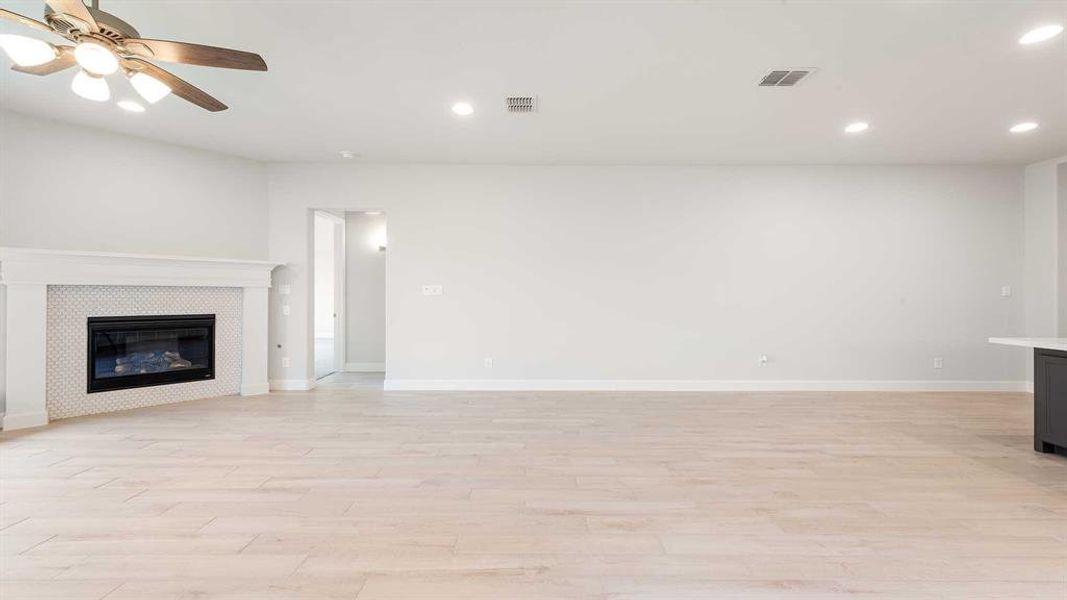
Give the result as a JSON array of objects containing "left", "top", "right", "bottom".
[
  {"left": 758, "top": 68, "right": 816, "bottom": 87},
  {"left": 506, "top": 96, "right": 538, "bottom": 113}
]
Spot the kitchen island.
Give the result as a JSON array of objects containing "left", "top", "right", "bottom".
[{"left": 990, "top": 337, "right": 1067, "bottom": 455}]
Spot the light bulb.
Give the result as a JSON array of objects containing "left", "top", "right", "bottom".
[
  {"left": 117, "top": 100, "right": 145, "bottom": 113},
  {"left": 844, "top": 121, "right": 870, "bottom": 134},
  {"left": 1010, "top": 122, "right": 1038, "bottom": 133},
  {"left": 71, "top": 70, "right": 110, "bottom": 102},
  {"left": 0, "top": 34, "right": 57, "bottom": 67},
  {"left": 451, "top": 101, "right": 474, "bottom": 116},
  {"left": 74, "top": 42, "right": 118, "bottom": 75},
  {"left": 130, "top": 72, "right": 172, "bottom": 103}
]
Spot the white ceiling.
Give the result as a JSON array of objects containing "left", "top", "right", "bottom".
[{"left": 1, "top": 0, "right": 1065, "bottom": 164}]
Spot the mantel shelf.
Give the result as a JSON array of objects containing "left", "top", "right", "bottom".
[{"left": 0, "top": 247, "right": 282, "bottom": 289}]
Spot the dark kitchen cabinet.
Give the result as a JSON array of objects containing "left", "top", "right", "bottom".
[{"left": 1035, "top": 349, "right": 1067, "bottom": 454}]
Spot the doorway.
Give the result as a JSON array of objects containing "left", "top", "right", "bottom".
[{"left": 313, "top": 211, "right": 345, "bottom": 379}]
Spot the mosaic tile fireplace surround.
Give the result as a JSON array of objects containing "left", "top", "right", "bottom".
[{"left": 0, "top": 248, "right": 278, "bottom": 430}]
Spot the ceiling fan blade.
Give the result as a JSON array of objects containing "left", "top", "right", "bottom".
[
  {"left": 0, "top": 8, "right": 57, "bottom": 35},
  {"left": 124, "top": 58, "right": 228, "bottom": 112},
  {"left": 45, "top": 0, "right": 98, "bottom": 31},
  {"left": 11, "top": 45, "right": 76, "bottom": 75},
  {"left": 124, "top": 38, "right": 267, "bottom": 71}
]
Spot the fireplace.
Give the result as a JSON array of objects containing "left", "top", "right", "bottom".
[{"left": 87, "top": 315, "right": 215, "bottom": 393}]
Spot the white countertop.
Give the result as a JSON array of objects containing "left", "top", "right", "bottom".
[{"left": 989, "top": 337, "right": 1067, "bottom": 352}]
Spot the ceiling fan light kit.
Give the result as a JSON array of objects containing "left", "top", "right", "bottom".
[
  {"left": 73, "top": 40, "right": 117, "bottom": 74},
  {"left": 71, "top": 68, "right": 108, "bottom": 101},
  {"left": 0, "top": 0, "right": 267, "bottom": 112},
  {"left": 129, "top": 71, "right": 170, "bottom": 103},
  {"left": 0, "top": 33, "right": 56, "bottom": 66}
]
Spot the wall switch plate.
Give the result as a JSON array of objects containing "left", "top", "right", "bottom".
[
  {"left": 282, "top": 304, "right": 291, "bottom": 316},
  {"left": 422, "top": 285, "right": 443, "bottom": 296},
  {"left": 933, "top": 357, "right": 944, "bottom": 369},
  {"left": 1001, "top": 286, "right": 1012, "bottom": 297},
  {"left": 758, "top": 354, "right": 769, "bottom": 367},
  {"left": 279, "top": 284, "right": 291, "bottom": 296},
  {"left": 281, "top": 357, "right": 291, "bottom": 368},
  {"left": 483, "top": 357, "right": 494, "bottom": 368}
]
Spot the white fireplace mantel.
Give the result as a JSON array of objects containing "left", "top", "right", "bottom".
[{"left": 0, "top": 247, "right": 281, "bottom": 431}]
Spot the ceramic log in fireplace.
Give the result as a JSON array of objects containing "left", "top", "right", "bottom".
[{"left": 87, "top": 315, "right": 215, "bottom": 393}]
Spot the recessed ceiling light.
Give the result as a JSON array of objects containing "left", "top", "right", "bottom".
[
  {"left": 1019, "top": 24, "right": 1064, "bottom": 45},
  {"left": 1009, "top": 122, "right": 1038, "bottom": 133},
  {"left": 844, "top": 121, "right": 869, "bottom": 134},
  {"left": 117, "top": 100, "right": 145, "bottom": 113},
  {"left": 451, "top": 101, "right": 474, "bottom": 116},
  {"left": 364, "top": 211, "right": 382, "bottom": 215},
  {"left": 339, "top": 150, "right": 356, "bottom": 159}
]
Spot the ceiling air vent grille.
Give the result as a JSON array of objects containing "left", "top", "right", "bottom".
[
  {"left": 758, "top": 68, "right": 816, "bottom": 87},
  {"left": 506, "top": 96, "right": 538, "bottom": 113}
]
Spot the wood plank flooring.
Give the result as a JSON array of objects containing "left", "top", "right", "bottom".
[{"left": 2, "top": 376, "right": 1066, "bottom": 599}]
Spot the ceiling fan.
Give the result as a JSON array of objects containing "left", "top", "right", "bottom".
[{"left": 0, "top": 0, "right": 267, "bottom": 112}]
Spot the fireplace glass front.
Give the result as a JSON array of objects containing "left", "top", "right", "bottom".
[{"left": 87, "top": 315, "right": 215, "bottom": 393}]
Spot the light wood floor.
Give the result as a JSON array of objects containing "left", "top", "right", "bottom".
[{"left": 2, "top": 379, "right": 1066, "bottom": 599}]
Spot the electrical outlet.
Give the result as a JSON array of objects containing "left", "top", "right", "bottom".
[
  {"left": 281, "top": 357, "right": 291, "bottom": 368},
  {"left": 483, "top": 357, "right": 494, "bottom": 368},
  {"left": 758, "top": 354, "right": 769, "bottom": 367},
  {"left": 1001, "top": 286, "right": 1012, "bottom": 298},
  {"left": 422, "top": 285, "right": 443, "bottom": 296},
  {"left": 933, "top": 357, "right": 944, "bottom": 369}
]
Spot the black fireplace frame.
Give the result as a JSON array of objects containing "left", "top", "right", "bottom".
[{"left": 87, "top": 314, "right": 216, "bottom": 393}]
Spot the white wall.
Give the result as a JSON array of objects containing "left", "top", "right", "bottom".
[
  {"left": 0, "top": 110, "right": 268, "bottom": 259},
  {"left": 1023, "top": 158, "right": 1062, "bottom": 345},
  {"left": 1059, "top": 163, "right": 1067, "bottom": 338},
  {"left": 268, "top": 164, "right": 1026, "bottom": 389},
  {"left": 344, "top": 212, "right": 386, "bottom": 369}
]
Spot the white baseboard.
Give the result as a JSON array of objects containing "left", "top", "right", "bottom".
[
  {"left": 240, "top": 382, "right": 271, "bottom": 396},
  {"left": 383, "top": 379, "right": 1031, "bottom": 393},
  {"left": 1, "top": 411, "right": 50, "bottom": 431},
  {"left": 269, "top": 379, "right": 317, "bottom": 391},
  {"left": 345, "top": 362, "right": 385, "bottom": 373}
]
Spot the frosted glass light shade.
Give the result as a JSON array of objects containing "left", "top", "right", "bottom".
[
  {"left": 71, "top": 70, "right": 110, "bottom": 102},
  {"left": 0, "top": 34, "right": 56, "bottom": 67},
  {"left": 130, "top": 72, "right": 171, "bottom": 103},
  {"left": 74, "top": 42, "right": 118, "bottom": 75}
]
